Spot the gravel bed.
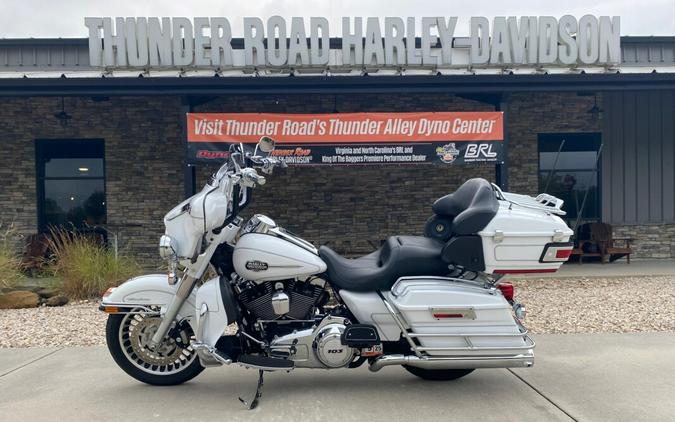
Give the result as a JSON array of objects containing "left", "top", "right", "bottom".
[
  {"left": 512, "top": 275, "right": 675, "bottom": 334},
  {"left": 0, "top": 300, "right": 107, "bottom": 348},
  {"left": 1, "top": 276, "right": 673, "bottom": 348}
]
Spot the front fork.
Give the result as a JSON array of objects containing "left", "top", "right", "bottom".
[
  {"left": 149, "top": 274, "right": 198, "bottom": 348},
  {"left": 148, "top": 219, "right": 242, "bottom": 349}
]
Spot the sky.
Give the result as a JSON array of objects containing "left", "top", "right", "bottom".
[{"left": 1, "top": 0, "right": 674, "bottom": 38}]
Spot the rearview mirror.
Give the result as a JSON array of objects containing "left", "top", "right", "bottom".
[{"left": 258, "top": 136, "right": 275, "bottom": 153}]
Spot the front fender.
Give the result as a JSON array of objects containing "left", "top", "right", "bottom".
[{"left": 101, "top": 274, "right": 197, "bottom": 325}]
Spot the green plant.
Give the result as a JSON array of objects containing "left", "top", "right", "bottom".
[
  {"left": 0, "top": 222, "right": 24, "bottom": 289},
  {"left": 47, "top": 228, "right": 141, "bottom": 299}
]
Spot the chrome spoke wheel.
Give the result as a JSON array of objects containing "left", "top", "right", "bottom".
[{"left": 119, "top": 312, "right": 197, "bottom": 376}]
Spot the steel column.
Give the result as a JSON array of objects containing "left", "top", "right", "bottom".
[
  {"left": 495, "top": 97, "right": 509, "bottom": 190},
  {"left": 180, "top": 97, "right": 196, "bottom": 198}
]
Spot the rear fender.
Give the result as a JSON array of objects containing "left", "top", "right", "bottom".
[{"left": 101, "top": 274, "right": 197, "bottom": 328}]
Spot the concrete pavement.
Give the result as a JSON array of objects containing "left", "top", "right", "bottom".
[
  {"left": 512, "top": 332, "right": 675, "bottom": 422},
  {"left": 0, "top": 333, "right": 673, "bottom": 421}
]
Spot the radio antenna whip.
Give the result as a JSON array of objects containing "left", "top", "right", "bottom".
[
  {"left": 544, "top": 139, "right": 566, "bottom": 193},
  {"left": 573, "top": 143, "right": 604, "bottom": 232}
]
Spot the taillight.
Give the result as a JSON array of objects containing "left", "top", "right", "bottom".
[
  {"left": 497, "top": 282, "right": 514, "bottom": 302},
  {"left": 556, "top": 249, "right": 573, "bottom": 259},
  {"left": 539, "top": 242, "right": 574, "bottom": 263}
]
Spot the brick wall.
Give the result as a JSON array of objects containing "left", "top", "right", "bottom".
[
  {"left": 506, "top": 92, "right": 674, "bottom": 258},
  {"left": 613, "top": 224, "right": 675, "bottom": 259},
  {"left": 506, "top": 92, "right": 602, "bottom": 195},
  {"left": 1, "top": 91, "right": 671, "bottom": 266},
  {"left": 194, "top": 93, "right": 495, "bottom": 255},
  {"left": 0, "top": 96, "right": 185, "bottom": 267}
]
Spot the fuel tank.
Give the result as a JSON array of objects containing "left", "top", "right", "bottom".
[{"left": 233, "top": 233, "right": 327, "bottom": 282}]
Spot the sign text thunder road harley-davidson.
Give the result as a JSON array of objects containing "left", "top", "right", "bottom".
[
  {"left": 186, "top": 112, "right": 504, "bottom": 166},
  {"left": 85, "top": 16, "right": 620, "bottom": 69}
]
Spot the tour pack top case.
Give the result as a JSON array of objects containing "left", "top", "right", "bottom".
[{"left": 430, "top": 178, "right": 574, "bottom": 275}]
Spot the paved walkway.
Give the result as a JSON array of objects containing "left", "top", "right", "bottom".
[
  {"left": 1, "top": 333, "right": 673, "bottom": 421},
  {"left": 515, "top": 259, "right": 675, "bottom": 279}
]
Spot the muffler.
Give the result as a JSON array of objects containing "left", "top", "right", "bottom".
[{"left": 368, "top": 353, "right": 534, "bottom": 372}]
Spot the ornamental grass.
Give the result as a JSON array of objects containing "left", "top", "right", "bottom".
[
  {"left": 0, "top": 223, "right": 24, "bottom": 289},
  {"left": 47, "top": 228, "right": 140, "bottom": 299}
]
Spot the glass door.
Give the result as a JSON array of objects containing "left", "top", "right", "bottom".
[
  {"left": 36, "top": 139, "right": 106, "bottom": 231},
  {"left": 538, "top": 133, "right": 601, "bottom": 226}
]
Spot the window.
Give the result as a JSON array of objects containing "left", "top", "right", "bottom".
[
  {"left": 538, "top": 133, "right": 601, "bottom": 223},
  {"left": 36, "top": 140, "right": 106, "bottom": 231}
]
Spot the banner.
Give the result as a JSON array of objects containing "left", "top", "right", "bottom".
[{"left": 187, "top": 112, "right": 503, "bottom": 165}]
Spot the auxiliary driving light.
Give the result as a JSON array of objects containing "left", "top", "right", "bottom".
[{"left": 159, "top": 235, "right": 178, "bottom": 259}]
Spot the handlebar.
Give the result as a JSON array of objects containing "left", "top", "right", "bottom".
[
  {"left": 214, "top": 141, "right": 286, "bottom": 191},
  {"left": 241, "top": 167, "right": 266, "bottom": 186},
  {"left": 248, "top": 154, "right": 287, "bottom": 172},
  {"left": 210, "top": 141, "right": 284, "bottom": 232}
]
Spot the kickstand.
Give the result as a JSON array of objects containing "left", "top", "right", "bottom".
[{"left": 238, "top": 369, "right": 264, "bottom": 410}]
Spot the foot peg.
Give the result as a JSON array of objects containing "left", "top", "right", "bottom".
[{"left": 191, "top": 343, "right": 232, "bottom": 367}]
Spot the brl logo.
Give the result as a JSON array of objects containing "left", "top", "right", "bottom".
[{"left": 464, "top": 144, "right": 498, "bottom": 159}]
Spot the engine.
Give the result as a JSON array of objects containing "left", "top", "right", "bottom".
[
  {"left": 237, "top": 279, "right": 364, "bottom": 369},
  {"left": 237, "top": 278, "right": 327, "bottom": 321},
  {"left": 269, "top": 316, "right": 357, "bottom": 369}
]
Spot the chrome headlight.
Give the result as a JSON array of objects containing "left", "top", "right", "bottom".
[{"left": 159, "top": 235, "right": 179, "bottom": 260}]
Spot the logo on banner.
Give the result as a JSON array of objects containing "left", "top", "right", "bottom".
[
  {"left": 436, "top": 143, "right": 461, "bottom": 164},
  {"left": 464, "top": 143, "right": 498, "bottom": 160},
  {"left": 196, "top": 150, "right": 231, "bottom": 159}
]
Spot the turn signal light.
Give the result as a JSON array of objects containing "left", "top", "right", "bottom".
[
  {"left": 497, "top": 283, "right": 514, "bottom": 302},
  {"left": 102, "top": 306, "right": 120, "bottom": 314}
]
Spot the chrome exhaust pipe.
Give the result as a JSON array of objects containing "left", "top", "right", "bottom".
[{"left": 368, "top": 353, "right": 535, "bottom": 372}]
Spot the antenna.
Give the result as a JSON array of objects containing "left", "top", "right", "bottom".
[
  {"left": 572, "top": 143, "right": 604, "bottom": 232},
  {"left": 544, "top": 138, "right": 566, "bottom": 193}
]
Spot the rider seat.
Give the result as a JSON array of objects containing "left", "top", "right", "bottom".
[{"left": 318, "top": 236, "right": 448, "bottom": 292}]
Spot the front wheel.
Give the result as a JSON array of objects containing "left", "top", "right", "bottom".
[
  {"left": 106, "top": 313, "right": 204, "bottom": 386},
  {"left": 403, "top": 366, "right": 475, "bottom": 381}
]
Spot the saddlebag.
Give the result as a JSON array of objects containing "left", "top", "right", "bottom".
[{"left": 386, "top": 277, "right": 533, "bottom": 357}]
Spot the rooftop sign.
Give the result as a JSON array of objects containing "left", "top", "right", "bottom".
[{"left": 85, "top": 16, "right": 621, "bottom": 70}]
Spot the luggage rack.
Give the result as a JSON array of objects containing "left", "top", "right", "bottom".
[
  {"left": 407, "top": 331, "right": 536, "bottom": 353},
  {"left": 491, "top": 183, "right": 566, "bottom": 216}
]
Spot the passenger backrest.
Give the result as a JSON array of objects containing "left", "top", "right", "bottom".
[{"left": 432, "top": 178, "right": 499, "bottom": 236}]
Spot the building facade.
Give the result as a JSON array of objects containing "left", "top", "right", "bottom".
[{"left": 1, "top": 33, "right": 674, "bottom": 266}]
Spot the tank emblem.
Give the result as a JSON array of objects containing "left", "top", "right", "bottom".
[{"left": 245, "top": 260, "right": 269, "bottom": 271}]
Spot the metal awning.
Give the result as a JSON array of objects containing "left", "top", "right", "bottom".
[{"left": 2, "top": 73, "right": 675, "bottom": 97}]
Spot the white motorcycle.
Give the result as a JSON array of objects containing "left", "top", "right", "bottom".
[{"left": 100, "top": 137, "right": 573, "bottom": 409}]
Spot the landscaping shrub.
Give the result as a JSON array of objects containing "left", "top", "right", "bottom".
[
  {"left": 48, "top": 229, "right": 141, "bottom": 299},
  {"left": 0, "top": 223, "right": 24, "bottom": 289}
]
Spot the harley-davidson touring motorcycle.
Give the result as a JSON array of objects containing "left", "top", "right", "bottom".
[{"left": 100, "top": 137, "right": 573, "bottom": 408}]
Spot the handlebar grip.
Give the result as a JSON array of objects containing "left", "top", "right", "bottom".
[{"left": 242, "top": 168, "right": 266, "bottom": 186}]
